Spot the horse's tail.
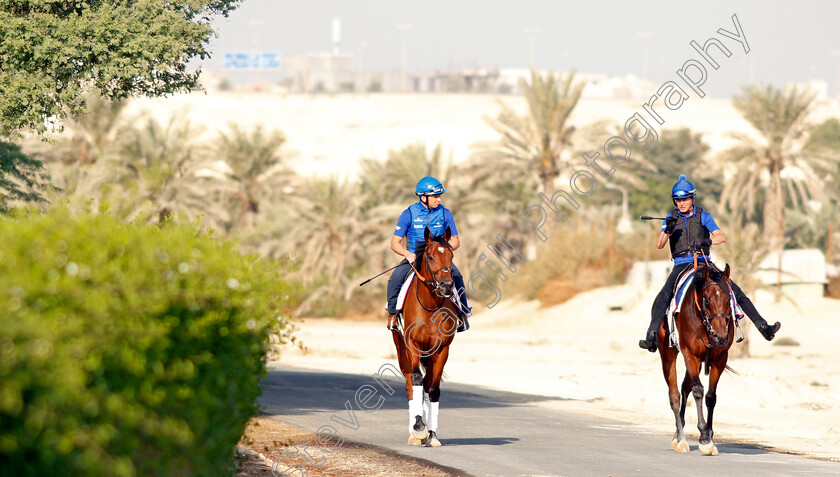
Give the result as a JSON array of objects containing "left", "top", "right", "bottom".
[{"left": 420, "top": 355, "right": 430, "bottom": 375}]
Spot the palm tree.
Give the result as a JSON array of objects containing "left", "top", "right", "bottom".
[
  {"left": 108, "top": 112, "right": 227, "bottom": 228},
  {"left": 478, "top": 70, "right": 585, "bottom": 195},
  {"left": 720, "top": 85, "right": 840, "bottom": 271},
  {"left": 213, "top": 124, "right": 294, "bottom": 232},
  {"left": 274, "top": 176, "right": 363, "bottom": 292}
]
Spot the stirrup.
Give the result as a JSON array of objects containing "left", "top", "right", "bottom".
[
  {"left": 387, "top": 313, "right": 401, "bottom": 331},
  {"left": 456, "top": 315, "right": 469, "bottom": 332},
  {"left": 734, "top": 318, "right": 745, "bottom": 343}
]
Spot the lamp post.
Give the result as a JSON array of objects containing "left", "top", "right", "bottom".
[
  {"left": 605, "top": 182, "right": 632, "bottom": 234},
  {"left": 637, "top": 32, "right": 653, "bottom": 83},
  {"left": 524, "top": 28, "right": 539, "bottom": 70},
  {"left": 396, "top": 24, "right": 413, "bottom": 92}
]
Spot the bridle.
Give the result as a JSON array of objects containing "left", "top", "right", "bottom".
[
  {"left": 408, "top": 242, "right": 454, "bottom": 313},
  {"left": 688, "top": 251, "right": 732, "bottom": 349},
  {"left": 691, "top": 271, "right": 732, "bottom": 350}
]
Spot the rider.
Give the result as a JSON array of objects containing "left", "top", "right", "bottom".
[
  {"left": 386, "top": 176, "right": 469, "bottom": 333},
  {"left": 638, "top": 174, "right": 781, "bottom": 352}
]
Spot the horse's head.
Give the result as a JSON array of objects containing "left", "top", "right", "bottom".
[
  {"left": 418, "top": 226, "right": 454, "bottom": 298},
  {"left": 697, "top": 264, "right": 732, "bottom": 347}
]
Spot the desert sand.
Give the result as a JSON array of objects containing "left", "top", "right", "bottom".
[{"left": 276, "top": 285, "right": 840, "bottom": 462}]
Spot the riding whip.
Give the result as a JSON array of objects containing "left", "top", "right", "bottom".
[{"left": 359, "top": 263, "right": 402, "bottom": 287}]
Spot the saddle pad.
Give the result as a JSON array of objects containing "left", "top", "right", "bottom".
[
  {"left": 395, "top": 271, "right": 416, "bottom": 312},
  {"left": 672, "top": 267, "right": 696, "bottom": 314},
  {"left": 671, "top": 268, "right": 744, "bottom": 320}
]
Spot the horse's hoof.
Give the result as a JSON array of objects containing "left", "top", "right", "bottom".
[
  {"left": 699, "top": 441, "right": 718, "bottom": 455},
  {"left": 671, "top": 438, "right": 690, "bottom": 453},
  {"left": 411, "top": 415, "right": 429, "bottom": 440},
  {"left": 425, "top": 431, "right": 441, "bottom": 447},
  {"left": 407, "top": 436, "right": 423, "bottom": 446}
]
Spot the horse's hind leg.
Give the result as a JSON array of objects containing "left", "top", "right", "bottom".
[
  {"left": 699, "top": 353, "right": 727, "bottom": 456},
  {"left": 660, "top": 342, "right": 688, "bottom": 452}
]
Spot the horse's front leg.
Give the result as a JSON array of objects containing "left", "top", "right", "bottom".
[
  {"left": 659, "top": 325, "right": 688, "bottom": 453},
  {"left": 700, "top": 353, "right": 727, "bottom": 456},
  {"left": 683, "top": 354, "right": 709, "bottom": 451},
  {"left": 404, "top": 344, "right": 428, "bottom": 445},
  {"left": 423, "top": 347, "right": 450, "bottom": 447}
]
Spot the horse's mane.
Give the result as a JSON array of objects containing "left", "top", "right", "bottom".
[
  {"left": 689, "top": 264, "right": 729, "bottom": 305},
  {"left": 412, "top": 235, "right": 452, "bottom": 270}
]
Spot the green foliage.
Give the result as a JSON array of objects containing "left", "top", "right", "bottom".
[
  {"left": 0, "top": 0, "right": 243, "bottom": 135},
  {"left": 0, "top": 207, "right": 298, "bottom": 476},
  {"left": 630, "top": 128, "right": 715, "bottom": 218},
  {"left": 0, "top": 139, "right": 54, "bottom": 211}
]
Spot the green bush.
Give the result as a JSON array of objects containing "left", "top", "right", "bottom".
[{"left": 0, "top": 208, "right": 298, "bottom": 476}]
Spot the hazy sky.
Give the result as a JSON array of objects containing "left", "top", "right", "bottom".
[{"left": 199, "top": 0, "right": 840, "bottom": 98}]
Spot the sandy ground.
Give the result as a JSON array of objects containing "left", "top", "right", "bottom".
[{"left": 275, "top": 284, "right": 840, "bottom": 462}]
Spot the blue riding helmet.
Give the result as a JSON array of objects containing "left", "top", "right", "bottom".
[
  {"left": 415, "top": 176, "right": 446, "bottom": 197},
  {"left": 671, "top": 174, "right": 696, "bottom": 199}
]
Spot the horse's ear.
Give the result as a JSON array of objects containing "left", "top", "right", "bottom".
[
  {"left": 723, "top": 263, "right": 730, "bottom": 281},
  {"left": 424, "top": 227, "right": 431, "bottom": 242},
  {"left": 444, "top": 227, "right": 451, "bottom": 242}
]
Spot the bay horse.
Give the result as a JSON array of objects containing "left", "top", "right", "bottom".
[
  {"left": 657, "top": 257, "right": 734, "bottom": 455},
  {"left": 391, "top": 226, "right": 459, "bottom": 447}
]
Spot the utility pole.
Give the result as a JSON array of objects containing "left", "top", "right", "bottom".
[{"left": 831, "top": 50, "right": 840, "bottom": 99}]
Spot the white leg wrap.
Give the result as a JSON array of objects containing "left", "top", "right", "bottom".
[
  {"left": 423, "top": 392, "right": 430, "bottom": 421},
  {"left": 428, "top": 401, "right": 439, "bottom": 432},
  {"left": 408, "top": 386, "right": 424, "bottom": 424}
]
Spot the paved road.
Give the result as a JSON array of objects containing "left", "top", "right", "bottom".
[{"left": 260, "top": 365, "right": 840, "bottom": 477}]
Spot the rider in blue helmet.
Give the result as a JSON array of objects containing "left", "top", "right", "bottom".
[
  {"left": 638, "top": 175, "right": 781, "bottom": 352},
  {"left": 385, "top": 176, "right": 469, "bottom": 332}
]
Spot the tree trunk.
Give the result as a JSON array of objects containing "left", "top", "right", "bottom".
[{"left": 763, "top": 161, "right": 785, "bottom": 293}]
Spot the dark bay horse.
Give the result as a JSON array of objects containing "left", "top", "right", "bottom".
[
  {"left": 658, "top": 260, "right": 734, "bottom": 455},
  {"left": 391, "top": 227, "right": 459, "bottom": 447}
]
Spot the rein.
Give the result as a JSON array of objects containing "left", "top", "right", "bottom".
[
  {"left": 407, "top": 243, "right": 454, "bottom": 313},
  {"left": 689, "top": 252, "right": 731, "bottom": 350}
]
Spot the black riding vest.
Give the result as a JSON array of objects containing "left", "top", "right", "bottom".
[{"left": 668, "top": 206, "right": 711, "bottom": 259}]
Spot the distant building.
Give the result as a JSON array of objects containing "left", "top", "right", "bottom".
[{"left": 284, "top": 52, "right": 355, "bottom": 94}]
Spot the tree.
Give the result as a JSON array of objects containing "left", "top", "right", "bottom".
[
  {"left": 0, "top": 0, "right": 242, "bottom": 135},
  {"left": 480, "top": 70, "right": 585, "bottom": 194},
  {"left": 213, "top": 124, "right": 294, "bottom": 232},
  {"left": 0, "top": 140, "right": 53, "bottom": 211},
  {"left": 720, "top": 85, "right": 840, "bottom": 255}
]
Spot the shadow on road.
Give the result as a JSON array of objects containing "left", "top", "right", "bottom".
[
  {"left": 261, "top": 366, "right": 582, "bottom": 417},
  {"left": 439, "top": 437, "right": 520, "bottom": 446}
]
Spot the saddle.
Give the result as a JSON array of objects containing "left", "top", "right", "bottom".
[{"left": 384, "top": 271, "right": 471, "bottom": 315}]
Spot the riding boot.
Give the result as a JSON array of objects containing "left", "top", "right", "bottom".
[
  {"left": 639, "top": 296, "right": 668, "bottom": 352},
  {"left": 757, "top": 321, "right": 781, "bottom": 341},
  {"left": 387, "top": 313, "right": 400, "bottom": 331},
  {"left": 456, "top": 312, "right": 469, "bottom": 333},
  {"left": 738, "top": 296, "right": 780, "bottom": 340}
]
